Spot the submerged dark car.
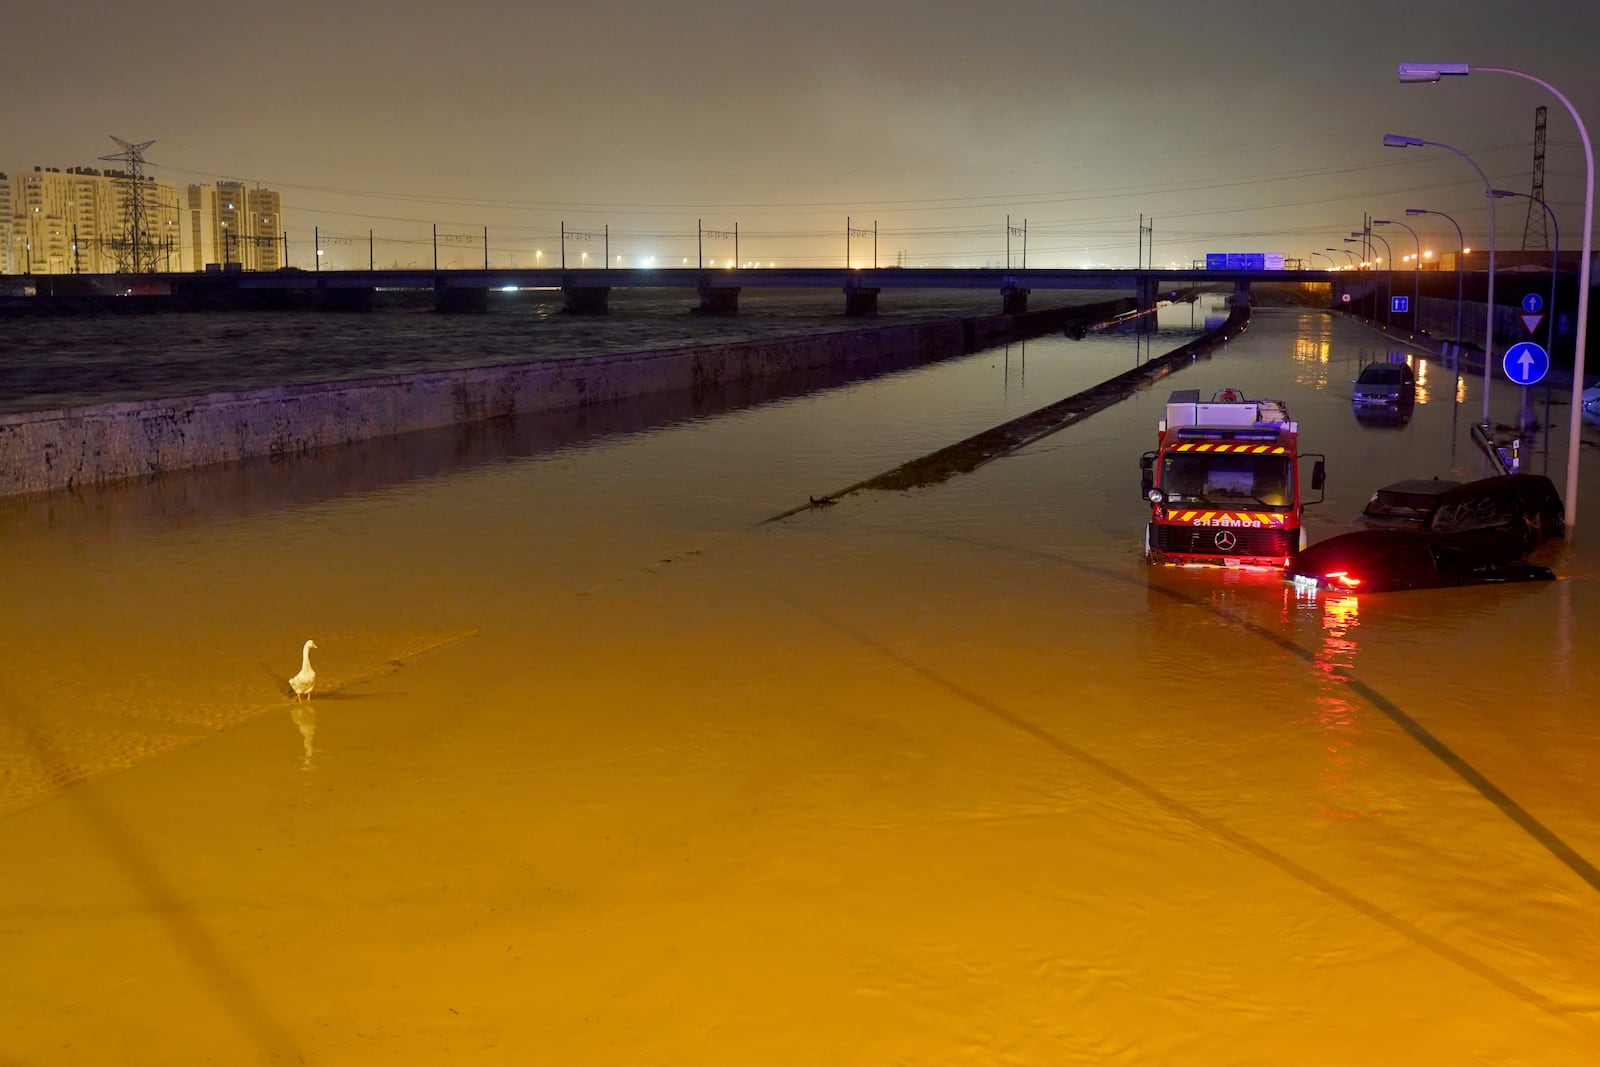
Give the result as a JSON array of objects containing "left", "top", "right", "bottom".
[
  {"left": 1289, "top": 529, "right": 1556, "bottom": 594},
  {"left": 1351, "top": 396, "right": 1415, "bottom": 428},
  {"left": 1357, "top": 474, "right": 1564, "bottom": 554},
  {"left": 1352, "top": 361, "right": 1417, "bottom": 405}
]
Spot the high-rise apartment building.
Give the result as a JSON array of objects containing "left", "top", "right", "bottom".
[
  {"left": 187, "top": 181, "right": 283, "bottom": 271},
  {"left": 1, "top": 165, "right": 183, "bottom": 274},
  {"left": 0, "top": 174, "right": 11, "bottom": 274},
  {"left": 1, "top": 169, "right": 285, "bottom": 274}
]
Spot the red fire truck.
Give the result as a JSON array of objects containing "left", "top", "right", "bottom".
[{"left": 1140, "top": 389, "right": 1326, "bottom": 568}]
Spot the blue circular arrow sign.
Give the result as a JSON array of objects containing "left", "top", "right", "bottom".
[
  {"left": 1522, "top": 292, "right": 1544, "bottom": 314},
  {"left": 1503, "top": 340, "right": 1550, "bottom": 385}
]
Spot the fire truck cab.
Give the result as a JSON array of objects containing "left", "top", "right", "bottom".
[{"left": 1140, "top": 388, "right": 1326, "bottom": 568}]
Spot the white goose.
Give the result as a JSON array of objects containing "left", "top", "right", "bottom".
[{"left": 289, "top": 639, "right": 318, "bottom": 701}]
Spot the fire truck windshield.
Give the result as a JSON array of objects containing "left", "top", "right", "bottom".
[{"left": 1161, "top": 451, "right": 1293, "bottom": 509}]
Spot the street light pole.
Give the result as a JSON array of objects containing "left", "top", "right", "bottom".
[
  {"left": 1384, "top": 133, "right": 1497, "bottom": 425},
  {"left": 1406, "top": 208, "right": 1466, "bottom": 352},
  {"left": 1490, "top": 188, "right": 1560, "bottom": 355},
  {"left": 1399, "top": 61, "right": 1592, "bottom": 531},
  {"left": 1492, "top": 188, "right": 1562, "bottom": 436},
  {"left": 1374, "top": 219, "right": 1422, "bottom": 333},
  {"left": 1310, "top": 251, "right": 1335, "bottom": 269},
  {"left": 1327, "top": 247, "right": 1358, "bottom": 268},
  {"left": 1352, "top": 232, "right": 1393, "bottom": 328}
]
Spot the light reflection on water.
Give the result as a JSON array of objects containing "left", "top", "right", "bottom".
[
  {"left": 3, "top": 302, "right": 1600, "bottom": 1062},
  {"left": 1299, "top": 589, "right": 1368, "bottom": 820}
]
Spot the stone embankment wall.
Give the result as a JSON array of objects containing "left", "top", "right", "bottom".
[{"left": 0, "top": 301, "right": 1124, "bottom": 499}]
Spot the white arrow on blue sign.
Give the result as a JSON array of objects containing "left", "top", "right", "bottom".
[
  {"left": 1502, "top": 340, "right": 1550, "bottom": 385},
  {"left": 1391, "top": 295, "right": 1409, "bottom": 313},
  {"left": 1522, "top": 293, "right": 1544, "bottom": 314}
]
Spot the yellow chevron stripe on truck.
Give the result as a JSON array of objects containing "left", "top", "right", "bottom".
[
  {"left": 1170, "top": 443, "right": 1287, "bottom": 453},
  {"left": 1167, "top": 511, "right": 1285, "bottom": 525}
]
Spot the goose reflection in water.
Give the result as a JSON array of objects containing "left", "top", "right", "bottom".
[{"left": 290, "top": 705, "right": 317, "bottom": 771}]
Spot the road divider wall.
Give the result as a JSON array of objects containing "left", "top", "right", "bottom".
[{"left": 763, "top": 302, "right": 1251, "bottom": 520}]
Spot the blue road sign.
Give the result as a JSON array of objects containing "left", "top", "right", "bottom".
[
  {"left": 1503, "top": 340, "right": 1550, "bottom": 385},
  {"left": 1391, "top": 295, "right": 1410, "bottom": 313},
  {"left": 1522, "top": 292, "right": 1544, "bottom": 314}
]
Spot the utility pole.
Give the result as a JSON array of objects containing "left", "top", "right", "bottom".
[{"left": 1008, "top": 216, "right": 1027, "bottom": 270}]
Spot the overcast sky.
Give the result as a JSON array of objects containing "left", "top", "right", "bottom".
[{"left": 10, "top": 0, "right": 1600, "bottom": 268}]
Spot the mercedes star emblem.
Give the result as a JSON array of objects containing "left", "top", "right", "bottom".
[{"left": 1214, "top": 530, "right": 1238, "bottom": 551}]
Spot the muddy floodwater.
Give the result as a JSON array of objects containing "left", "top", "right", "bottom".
[{"left": 3, "top": 304, "right": 1600, "bottom": 1064}]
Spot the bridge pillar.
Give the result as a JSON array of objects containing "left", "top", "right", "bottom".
[
  {"left": 561, "top": 285, "right": 611, "bottom": 315},
  {"left": 1230, "top": 280, "right": 1253, "bottom": 307},
  {"left": 693, "top": 286, "right": 740, "bottom": 315},
  {"left": 315, "top": 287, "right": 375, "bottom": 312},
  {"left": 172, "top": 276, "right": 243, "bottom": 311},
  {"left": 239, "top": 288, "right": 298, "bottom": 311},
  {"left": 1001, "top": 286, "right": 1029, "bottom": 315},
  {"left": 1136, "top": 277, "right": 1160, "bottom": 316},
  {"left": 844, "top": 286, "right": 880, "bottom": 316},
  {"left": 435, "top": 286, "right": 489, "bottom": 313}
]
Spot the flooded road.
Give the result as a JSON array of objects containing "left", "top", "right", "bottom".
[{"left": 3, "top": 303, "right": 1599, "bottom": 1064}]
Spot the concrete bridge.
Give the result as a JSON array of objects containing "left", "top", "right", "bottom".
[{"left": 8, "top": 265, "right": 1330, "bottom": 318}]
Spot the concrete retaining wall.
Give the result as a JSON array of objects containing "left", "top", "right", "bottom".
[{"left": 0, "top": 302, "right": 1107, "bottom": 499}]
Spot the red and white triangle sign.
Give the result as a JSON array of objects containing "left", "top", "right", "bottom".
[{"left": 1520, "top": 312, "right": 1545, "bottom": 335}]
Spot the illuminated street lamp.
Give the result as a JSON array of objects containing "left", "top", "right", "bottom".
[
  {"left": 1383, "top": 133, "right": 1497, "bottom": 425},
  {"left": 1399, "top": 61, "right": 1592, "bottom": 529},
  {"left": 1309, "top": 250, "right": 1335, "bottom": 269},
  {"left": 1327, "top": 246, "right": 1358, "bottom": 269}
]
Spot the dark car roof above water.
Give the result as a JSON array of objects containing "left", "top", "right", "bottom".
[
  {"left": 1356, "top": 364, "right": 1413, "bottom": 382},
  {"left": 1373, "top": 478, "right": 1460, "bottom": 498},
  {"left": 1362, "top": 474, "right": 1561, "bottom": 523}
]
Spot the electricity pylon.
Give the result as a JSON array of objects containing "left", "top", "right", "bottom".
[{"left": 98, "top": 136, "right": 161, "bottom": 272}]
